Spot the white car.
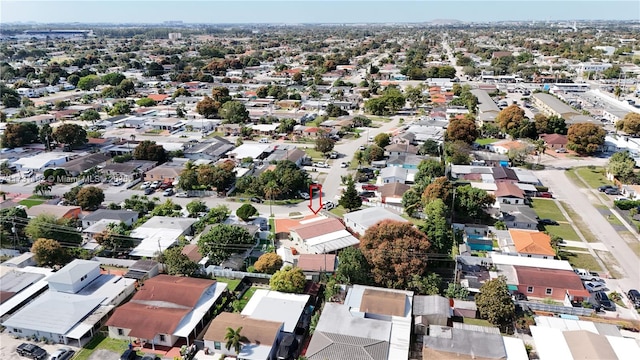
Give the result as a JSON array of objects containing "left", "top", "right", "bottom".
[
  {"left": 313, "top": 162, "right": 329, "bottom": 168},
  {"left": 340, "top": 162, "right": 348, "bottom": 168},
  {"left": 140, "top": 181, "right": 151, "bottom": 189},
  {"left": 175, "top": 192, "right": 190, "bottom": 198},
  {"left": 150, "top": 181, "right": 160, "bottom": 189},
  {"left": 299, "top": 192, "right": 310, "bottom": 200},
  {"left": 323, "top": 201, "right": 336, "bottom": 210},
  {"left": 584, "top": 281, "right": 607, "bottom": 293}
]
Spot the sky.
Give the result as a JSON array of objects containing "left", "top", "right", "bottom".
[{"left": 1, "top": 0, "right": 639, "bottom": 24}]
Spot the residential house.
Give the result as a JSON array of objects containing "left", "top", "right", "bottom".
[
  {"left": 123, "top": 260, "right": 160, "bottom": 281},
  {"left": 81, "top": 209, "right": 139, "bottom": 229},
  {"left": 241, "top": 289, "right": 311, "bottom": 335},
  {"left": 471, "top": 151, "right": 510, "bottom": 167},
  {"left": 376, "top": 183, "right": 411, "bottom": 204},
  {"left": 492, "top": 166, "right": 519, "bottom": 183},
  {"left": 0, "top": 265, "right": 52, "bottom": 319},
  {"left": 128, "top": 216, "right": 197, "bottom": 258},
  {"left": 102, "top": 160, "right": 156, "bottom": 182},
  {"left": 515, "top": 266, "right": 585, "bottom": 301},
  {"left": 509, "top": 230, "right": 555, "bottom": 259},
  {"left": 470, "top": 89, "right": 501, "bottom": 125},
  {"left": 386, "top": 153, "right": 423, "bottom": 169},
  {"left": 289, "top": 217, "right": 359, "bottom": 254},
  {"left": 385, "top": 143, "right": 418, "bottom": 157},
  {"left": 0, "top": 252, "right": 36, "bottom": 268},
  {"left": 306, "top": 285, "right": 413, "bottom": 360},
  {"left": 143, "top": 162, "right": 183, "bottom": 183},
  {"left": 296, "top": 254, "right": 337, "bottom": 281},
  {"left": 488, "top": 140, "right": 529, "bottom": 155},
  {"left": 13, "top": 152, "right": 73, "bottom": 172},
  {"left": 413, "top": 295, "right": 453, "bottom": 334},
  {"left": 59, "top": 153, "right": 110, "bottom": 177},
  {"left": 539, "top": 133, "right": 568, "bottom": 150},
  {"left": 495, "top": 182, "right": 526, "bottom": 205},
  {"left": 458, "top": 224, "right": 493, "bottom": 251},
  {"left": 2, "top": 260, "right": 136, "bottom": 346},
  {"left": 342, "top": 207, "right": 408, "bottom": 236},
  {"left": 379, "top": 166, "right": 414, "bottom": 184},
  {"left": 183, "top": 137, "right": 234, "bottom": 162},
  {"left": 106, "top": 275, "right": 228, "bottom": 348},
  {"left": 203, "top": 312, "right": 284, "bottom": 360},
  {"left": 26, "top": 204, "right": 82, "bottom": 220}
]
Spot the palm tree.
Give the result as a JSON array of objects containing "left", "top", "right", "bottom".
[
  {"left": 224, "top": 326, "right": 247, "bottom": 355},
  {"left": 33, "top": 183, "right": 51, "bottom": 197},
  {"left": 264, "top": 181, "right": 281, "bottom": 217},
  {"left": 614, "top": 86, "right": 622, "bottom": 99}
]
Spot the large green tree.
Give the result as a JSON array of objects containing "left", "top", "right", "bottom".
[
  {"left": 567, "top": 123, "right": 606, "bottom": 155},
  {"left": 253, "top": 253, "right": 283, "bottom": 274},
  {"left": 615, "top": 113, "right": 640, "bottom": 136},
  {"left": 163, "top": 246, "right": 199, "bottom": 276},
  {"left": 197, "top": 224, "right": 256, "bottom": 264},
  {"left": 315, "top": 137, "right": 335, "bottom": 156},
  {"left": 360, "top": 220, "right": 431, "bottom": 289},
  {"left": 220, "top": 101, "right": 249, "bottom": 124},
  {"left": 454, "top": 185, "right": 495, "bottom": 221},
  {"left": 475, "top": 276, "right": 516, "bottom": 332},
  {"left": 76, "top": 186, "right": 105, "bottom": 210},
  {"left": 339, "top": 176, "right": 362, "bottom": 212},
  {"left": 335, "top": 247, "right": 372, "bottom": 285},
  {"left": 77, "top": 75, "right": 101, "bottom": 90},
  {"left": 236, "top": 203, "right": 258, "bottom": 221},
  {"left": 133, "top": 140, "right": 167, "bottom": 163},
  {"left": 269, "top": 266, "right": 306, "bottom": 293},
  {"left": 30, "top": 238, "right": 68, "bottom": 267},
  {"left": 420, "top": 199, "right": 453, "bottom": 255},
  {"left": 496, "top": 104, "right": 526, "bottom": 137},
  {"left": 534, "top": 114, "right": 567, "bottom": 135},
  {"left": 607, "top": 151, "right": 637, "bottom": 183},
  {"left": 25, "top": 214, "right": 82, "bottom": 244},
  {"left": 53, "top": 123, "right": 87, "bottom": 149},
  {"left": 1, "top": 122, "right": 39, "bottom": 148}
]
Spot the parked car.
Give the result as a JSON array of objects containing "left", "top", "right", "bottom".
[
  {"left": 604, "top": 188, "right": 620, "bottom": 195},
  {"left": 359, "top": 145, "right": 366, "bottom": 150},
  {"left": 512, "top": 291, "right": 528, "bottom": 301},
  {"left": 144, "top": 187, "right": 154, "bottom": 195},
  {"left": 362, "top": 184, "right": 378, "bottom": 191},
  {"left": 537, "top": 192, "right": 553, "bottom": 198},
  {"left": 555, "top": 148, "right": 567, "bottom": 153},
  {"left": 176, "top": 192, "right": 190, "bottom": 198},
  {"left": 574, "top": 268, "right": 603, "bottom": 282},
  {"left": 329, "top": 151, "right": 339, "bottom": 159},
  {"left": 313, "top": 162, "right": 330, "bottom": 168},
  {"left": 276, "top": 333, "right": 299, "bottom": 360},
  {"left": 598, "top": 185, "right": 615, "bottom": 192},
  {"left": 150, "top": 180, "right": 160, "bottom": 189},
  {"left": 299, "top": 191, "right": 310, "bottom": 200},
  {"left": 538, "top": 218, "right": 559, "bottom": 226},
  {"left": 16, "top": 343, "right": 47, "bottom": 360},
  {"left": 120, "top": 349, "right": 137, "bottom": 360},
  {"left": 627, "top": 289, "right": 640, "bottom": 308},
  {"left": 359, "top": 191, "right": 376, "bottom": 198},
  {"left": 585, "top": 281, "right": 607, "bottom": 293},
  {"left": 340, "top": 162, "right": 348, "bottom": 168},
  {"left": 323, "top": 201, "right": 336, "bottom": 210},
  {"left": 163, "top": 188, "right": 174, "bottom": 197},
  {"left": 593, "top": 291, "right": 616, "bottom": 311},
  {"left": 49, "top": 348, "right": 73, "bottom": 360},
  {"left": 159, "top": 182, "right": 173, "bottom": 190},
  {"left": 58, "top": 349, "right": 75, "bottom": 360},
  {"left": 141, "top": 355, "right": 159, "bottom": 360},
  {"left": 250, "top": 197, "right": 264, "bottom": 203}
]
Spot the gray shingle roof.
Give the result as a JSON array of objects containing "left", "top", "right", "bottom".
[{"left": 307, "top": 332, "right": 389, "bottom": 360}]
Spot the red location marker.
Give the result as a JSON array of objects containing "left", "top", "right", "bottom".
[{"left": 308, "top": 183, "right": 323, "bottom": 214}]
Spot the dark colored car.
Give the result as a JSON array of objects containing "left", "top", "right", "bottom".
[
  {"left": 250, "top": 197, "right": 264, "bottom": 203},
  {"left": 276, "top": 334, "right": 299, "bottom": 360},
  {"left": 512, "top": 291, "right": 528, "bottom": 301},
  {"left": 16, "top": 343, "right": 47, "bottom": 360},
  {"left": 598, "top": 185, "right": 615, "bottom": 192},
  {"left": 359, "top": 191, "right": 376, "bottom": 198},
  {"left": 144, "top": 187, "right": 154, "bottom": 195},
  {"left": 539, "top": 219, "right": 559, "bottom": 226},
  {"left": 594, "top": 291, "right": 616, "bottom": 311},
  {"left": 604, "top": 188, "right": 620, "bottom": 195},
  {"left": 120, "top": 349, "right": 137, "bottom": 360},
  {"left": 58, "top": 350, "right": 76, "bottom": 360},
  {"left": 628, "top": 289, "right": 640, "bottom": 308}
]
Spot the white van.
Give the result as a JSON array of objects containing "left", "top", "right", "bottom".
[{"left": 259, "top": 138, "right": 270, "bottom": 143}]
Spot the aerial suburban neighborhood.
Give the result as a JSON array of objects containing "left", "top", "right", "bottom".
[{"left": 1, "top": 3, "right": 640, "bottom": 360}]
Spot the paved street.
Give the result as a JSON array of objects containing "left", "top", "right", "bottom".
[{"left": 536, "top": 168, "right": 640, "bottom": 292}]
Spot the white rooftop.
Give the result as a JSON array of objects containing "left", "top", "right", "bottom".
[
  {"left": 47, "top": 259, "right": 99, "bottom": 287},
  {"left": 305, "top": 229, "right": 360, "bottom": 254},
  {"left": 174, "top": 282, "right": 228, "bottom": 337},
  {"left": 13, "top": 152, "right": 73, "bottom": 170},
  {"left": 489, "top": 253, "right": 573, "bottom": 271},
  {"left": 342, "top": 207, "right": 408, "bottom": 229},
  {"left": 129, "top": 217, "right": 197, "bottom": 257},
  {"left": 230, "top": 143, "right": 270, "bottom": 160},
  {"left": 241, "top": 289, "right": 310, "bottom": 333}
]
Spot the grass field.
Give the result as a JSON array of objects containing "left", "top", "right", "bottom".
[
  {"left": 329, "top": 206, "right": 347, "bottom": 217},
  {"left": 18, "top": 199, "right": 45, "bottom": 208},
  {"left": 475, "top": 138, "right": 499, "bottom": 145},
  {"left": 237, "top": 287, "right": 259, "bottom": 310},
  {"left": 544, "top": 223, "right": 580, "bottom": 241},
  {"left": 302, "top": 147, "right": 324, "bottom": 160},
  {"left": 559, "top": 251, "right": 602, "bottom": 272},
  {"left": 211, "top": 277, "right": 242, "bottom": 291},
  {"left": 574, "top": 167, "right": 609, "bottom": 188},
  {"left": 73, "top": 334, "right": 135, "bottom": 360},
  {"left": 530, "top": 199, "right": 566, "bottom": 221}
]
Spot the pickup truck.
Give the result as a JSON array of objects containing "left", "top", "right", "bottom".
[
  {"left": 574, "top": 268, "right": 603, "bottom": 282},
  {"left": 16, "top": 343, "right": 47, "bottom": 360}
]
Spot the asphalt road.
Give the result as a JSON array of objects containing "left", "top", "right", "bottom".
[{"left": 536, "top": 168, "right": 640, "bottom": 291}]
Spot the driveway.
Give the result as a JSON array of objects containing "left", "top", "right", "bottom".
[
  {"left": 536, "top": 169, "right": 640, "bottom": 292},
  {"left": 0, "top": 333, "right": 80, "bottom": 360}
]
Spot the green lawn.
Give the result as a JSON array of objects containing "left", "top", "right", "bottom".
[
  {"left": 543, "top": 223, "right": 580, "bottom": 241},
  {"left": 18, "top": 199, "right": 45, "bottom": 208},
  {"left": 475, "top": 138, "right": 499, "bottom": 145},
  {"left": 212, "top": 277, "right": 242, "bottom": 291},
  {"left": 559, "top": 251, "right": 602, "bottom": 272},
  {"left": 574, "top": 167, "right": 610, "bottom": 189},
  {"left": 237, "top": 287, "right": 259, "bottom": 310},
  {"left": 530, "top": 199, "right": 567, "bottom": 221},
  {"left": 462, "top": 318, "right": 494, "bottom": 327},
  {"left": 73, "top": 334, "right": 135, "bottom": 360},
  {"left": 302, "top": 147, "right": 324, "bottom": 160},
  {"left": 329, "top": 206, "right": 347, "bottom": 217}
]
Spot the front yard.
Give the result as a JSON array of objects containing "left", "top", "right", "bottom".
[{"left": 73, "top": 334, "right": 135, "bottom": 360}]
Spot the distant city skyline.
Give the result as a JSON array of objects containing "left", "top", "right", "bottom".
[{"left": 1, "top": 0, "right": 639, "bottom": 24}]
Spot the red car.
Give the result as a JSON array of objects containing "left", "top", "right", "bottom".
[
  {"left": 538, "top": 192, "right": 553, "bottom": 198},
  {"left": 362, "top": 184, "right": 378, "bottom": 191}
]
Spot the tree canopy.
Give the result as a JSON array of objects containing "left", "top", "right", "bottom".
[
  {"left": 25, "top": 214, "right": 82, "bottom": 245},
  {"left": 567, "top": 123, "right": 606, "bottom": 155},
  {"left": 615, "top": 113, "right": 640, "bottom": 136},
  {"left": 253, "top": 253, "right": 283, "bottom": 274},
  {"left": 269, "top": 266, "right": 306, "bottom": 293},
  {"left": 197, "top": 224, "right": 256, "bottom": 264},
  {"left": 1, "top": 122, "right": 39, "bottom": 148},
  {"left": 446, "top": 116, "right": 478, "bottom": 144},
  {"left": 220, "top": 101, "right": 249, "bottom": 124},
  {"left": 339, "top": 176, "right": 362, "bottom": 212},
  {"left": 53, "top": 123, "right": 87, "bottom": 149},
  {"left": 496, "top": 105, "right": 527, "bottom": 138},
  {"left": 133, "top": 140, "right": 168, "bottom": 163},
  {"left": 420, "top": 199, "right": 453, "bottom": 255},
  {"left": 335, "top": 247, "right": 372, "bottom": 285},
  {"left": 76, "top": 186, "right": 105, "bottom": 210},
  {"left": 607, "top": 151, "right": 637, "bottom": 183},
  {"left": 31, "top": 238, "right": 68, "bottom": 267},
  {"left": 163, "top": 246, "right": 199, "bottom": 276},
  {"left": 475, "top": 276, "right": 516, "bottom": 333},
  {"left": 236, "top": 203, "right": 258, "bottom": 221},
  {"left": 360, "top": 220, "right": 431, "bottom": 289}
]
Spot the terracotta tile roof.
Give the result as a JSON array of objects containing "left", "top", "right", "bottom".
[
  {"left": 147, "top": 94, "right": 169, "bottom": 102},
  {"left": 495, "top": 182, "right": 525, "bottom": 198},
  {"left": 274, "top": 215, "right": 319, "bottom": 234},
  {"left": 514, "top": 267, "right": 584, "bottom": 290},
  {"left": 509, "top": 230, "right": 555, "bottom": 256},
  {"left": 290, "top": 218, "right": 346, "bottom": 240},
  {"left": 540, "top": 133, "right": 568, "bottom": 145},
  {"left": 359, "top": 289, "right": 407, "bottom": 317},
  {"left": 378, "top": 183, "right": 411, "bottom": 198},
  {"left": 297, "top": 254, "right": 337, "bottom": 272},
  {"left": 105, "top": 275, "right": 216, "bottom": 339},
  {"left": 203, "top": 312, "right": 282, "bottom": 346}
]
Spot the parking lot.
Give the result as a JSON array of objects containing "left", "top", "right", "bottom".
[{"left": 0, "top": 333, "right": 80, "bottom": 360}]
